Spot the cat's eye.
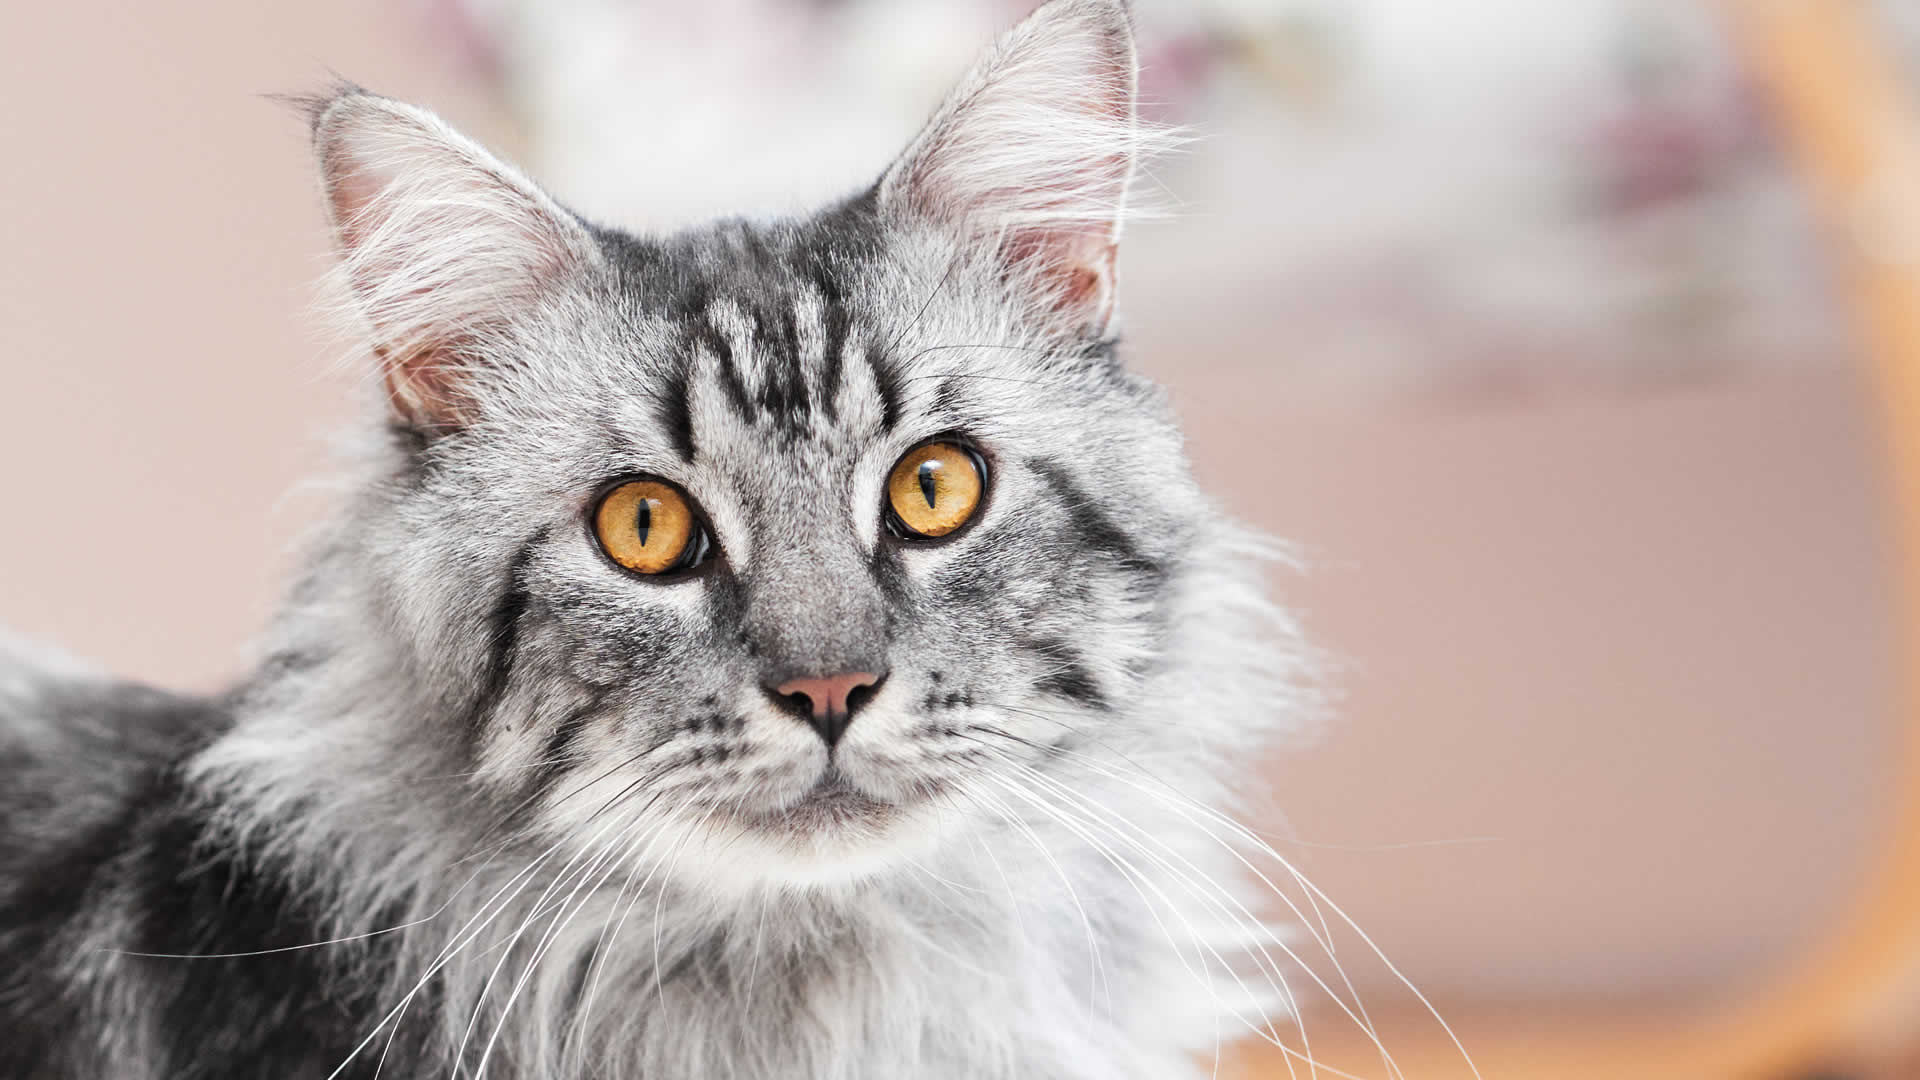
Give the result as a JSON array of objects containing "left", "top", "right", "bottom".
[
  {"left": 593, "top": 479, "right": 710, "bottom": 575},
  {"left": 885, "top": 440, "right": 986, "bottom": 540}
]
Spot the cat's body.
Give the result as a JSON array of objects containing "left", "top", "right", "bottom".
[
  {"left": 0, "top": 3, "right": 1304, "bottom": 1077},
  {"left": 0, "top": 654, "right": 391, "bottom": 1078}
]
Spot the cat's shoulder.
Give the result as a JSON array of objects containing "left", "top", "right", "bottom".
[
  {"left": 0, "top": 629, "right": 228, "bottom": 879},
  {"left": 0, "top": 628, "right": 225, "bottom": 762}
]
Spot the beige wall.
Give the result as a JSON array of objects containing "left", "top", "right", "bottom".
[
  {"left": 0, "top": 0, "right": 514, "bottom": 688},
  {"left": 0, "top": 0, "right": 1896, "bottom": 1022}
]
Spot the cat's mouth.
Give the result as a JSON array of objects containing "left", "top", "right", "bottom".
[{"left": 741, "top": 768, "right": 894, "bottom": 833}]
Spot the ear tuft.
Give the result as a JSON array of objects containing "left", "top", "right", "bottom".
[
  {"left": 308, "top": 87, "right": 597, "bottom": 432},
  {"left": 878, "top": 0, "right": 1169, "bottom": 337}
]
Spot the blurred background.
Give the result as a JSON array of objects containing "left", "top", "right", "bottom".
[{"left": 3, "top": 1, "right": 1916, "bottom": 1077}]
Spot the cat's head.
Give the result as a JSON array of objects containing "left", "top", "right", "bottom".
[{"left": 309, "top": 0, "right": 1216, "bottom": 889}]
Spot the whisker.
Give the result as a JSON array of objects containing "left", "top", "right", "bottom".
[
  {"left": 473, "top": 818, "right": 653, "bottom": 1078},
  {"left": 977, "top": 770, "right": 1297, "bottom": 1056},
  {"left": 330, "top": 831, "right": 579, "bottom": 1080},
  {"left": 573, "top": 778, "right": 722, "bottom": 1054},
  {"left": 976, "top": 768, "right": 1408, "bottom": 1080},
  {"left": 962, "top": 781, "right": 1115, "bottom": 1019},
  {"left": 649, "top": 795, "right": 728, "bottom": 1011},
  {"left": 451, "top": 805, "right": 640, "bottom": 1076},
  {"left": 970, "top": 723, "right": 1473, "bottom": 1079}
]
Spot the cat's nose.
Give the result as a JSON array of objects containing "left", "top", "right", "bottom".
[{"left": 768, "top": 670, "right": 885, "bottom": 747}]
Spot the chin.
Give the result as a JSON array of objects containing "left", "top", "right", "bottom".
[{"left": 670, "top": 780, "right": 966, "bottom": 895}]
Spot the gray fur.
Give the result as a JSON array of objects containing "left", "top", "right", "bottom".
[{"left": 0, "top": 2, "right": 1312, "bottom": 1076}]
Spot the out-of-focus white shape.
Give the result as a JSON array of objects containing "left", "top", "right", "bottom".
[
  {"left": 453, "top": 0, "right": 1031, "bottom": 228},
  {"left": 437, "top": 0, "right": 1865, "bottom": 394}
]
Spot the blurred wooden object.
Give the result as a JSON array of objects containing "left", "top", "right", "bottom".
[
  {"left": 1234, "top": 1, "right": 1920, "bottom": 1076},
  {"left": 1720, "top": 0, "right": 1920, "bottom": 1069}
]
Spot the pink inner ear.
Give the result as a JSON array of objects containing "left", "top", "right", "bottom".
[
  {"left": 1004, "top": 227, "right": 1120, "bottom": 334},
  {"left": 1061, "top": 246, "right": 1116, "bottom": 324},
  {"left": 876, "top": 2, "right": 1143, "bottom": 337},
  {"left": 316, "top": 95, "right": 595, "bottom": 433},
  {"left": 377, "top": 345, "right": 474, "bottom": 432},
  {"left": 324, "top": 160, "right": 388, "bottom": 254}
]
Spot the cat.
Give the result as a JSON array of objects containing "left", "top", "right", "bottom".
[{"left": 0, "top": 1, "right": 1309, "bottom": 1076}]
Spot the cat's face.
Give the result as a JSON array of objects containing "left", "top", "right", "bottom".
[{"left": 314, "top": 0, "right": 1189, "bottom": 888}]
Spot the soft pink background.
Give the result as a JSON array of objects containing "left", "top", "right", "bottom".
[{"left": 0, "top": 0, "right": 1896, "bottom": 1026}]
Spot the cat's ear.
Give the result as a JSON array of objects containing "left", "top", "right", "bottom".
[
  {"left": 309, "top": 88, "right": 599, "bottom": 432},
  {"left": 877, "top": 0, "right": 1153, "bottom": 337}
]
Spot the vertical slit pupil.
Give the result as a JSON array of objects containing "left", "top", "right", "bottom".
[
  {"left": 918, "top": 461, "right": 939, "bottom": 508},
  {"left": 635, "top": 498, "right": 652, "bottom": 546}
]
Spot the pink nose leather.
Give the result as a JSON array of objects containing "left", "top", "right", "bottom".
[{"left": 776, "top": 672, "right": 881, "bottom": 722}]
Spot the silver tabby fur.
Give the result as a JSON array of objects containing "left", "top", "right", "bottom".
[{"left": 0, "top": 2, "right": 1310, "bottom": 1076}]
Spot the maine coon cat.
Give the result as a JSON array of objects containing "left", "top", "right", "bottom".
[{"left": 0, "top": 1, "right": 1314, "bottom": 1075}]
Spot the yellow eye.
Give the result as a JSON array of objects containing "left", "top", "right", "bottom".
[
  {"left": 886, "top": 441, "right": 985, "bottom": 539},
  {"left": 593, "top": 479, "right": 706, "bottom": 575}
]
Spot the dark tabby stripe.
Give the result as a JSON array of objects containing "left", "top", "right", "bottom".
[
  {"left": 750, "top": 304, "right": 809, "bottom": 425},
  {"left": 1027, "top": 457, "right": 1164, "bottom": 580},
  {"left": 701, "top": 312, "right": 756, "bottom": 423},
  {"left": 471, "top": 527, "right": 549, "bottom": 735},
  {"left": 1025, "top": 635, "right": 1109, "bottom": 711},
  {"left": 531, "top": 685, "right": 612, "bottom": 796},
  {"left": 867, "top": 346, "right": 903, "bottom": 432},
  {"left": 812, "top": 272, "right": 852, "bottom": 420},
  {"left": 654, "top": 362, "right": 698, "bottom": 463}
]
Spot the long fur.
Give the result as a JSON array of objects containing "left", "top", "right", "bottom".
[{"left": 0, "top": 3, "right": 1325, "bottom": 1077}]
